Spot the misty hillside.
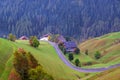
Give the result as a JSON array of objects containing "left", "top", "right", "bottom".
[{"left": 0, "top": 0, "right": 120, "bottom": 40}]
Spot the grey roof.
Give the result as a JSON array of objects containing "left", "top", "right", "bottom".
[{"left": 64, "top": 41, "right": 77, "bottom": 48}]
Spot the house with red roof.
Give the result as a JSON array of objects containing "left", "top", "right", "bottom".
[{"left": 19, "top": 36, "right": 28, "bottom": 40}]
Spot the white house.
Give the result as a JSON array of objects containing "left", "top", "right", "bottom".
[
  {"left": 40, "top": 33, "right": 51, "bottom": 41},
  {"left": 40, "top": 37, "right": 48, "bottom": 41}
]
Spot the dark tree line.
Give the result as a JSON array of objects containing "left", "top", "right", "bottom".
[{"left": 0, "top": 0, "right": 120, "bottom": 41}]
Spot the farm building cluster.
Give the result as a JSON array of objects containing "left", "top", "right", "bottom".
[
  {"left": 40, "top": 33, "right": 80, "bottom": 53},
  {"left": 17, "top": 33, "right": 79, "bottom": 54},
  {"left": 56, "top": 35, "right": 79, "bottom": 53}
]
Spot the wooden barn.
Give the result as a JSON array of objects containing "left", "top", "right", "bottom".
[{"left": 63, "top": 41, "right": 77, "bottom": 52}]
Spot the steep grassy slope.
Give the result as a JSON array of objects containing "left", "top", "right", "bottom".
[
  {"left": 79, "top": 32, "right": 120, "bottom": 67},
  {"left": 0, "top": 38, "right": 92, "bottom": 80},
  {"left": 0, "top": 39, "right": 15, "bottom": 80},
  {"left": 87, "top": 67, "right": 120, "bottom": 80}
]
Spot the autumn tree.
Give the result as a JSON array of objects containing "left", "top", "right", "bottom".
[
  {"left": 27, "top": 52, "right": 39, "bottom": 68},
  {"left": 29, "top": 36, "right": 40, "bottom": 48},
  {"left": 28, "top": 66, "right": 54, "bottom": 80},
  {"left": 13, "top": 48, "right": 29, "bottom": 80},
  {"left": 8, "top": 69, "right": 22, "bottom": 80},
  {"left": 12, "top": 48, "right": 54, "bottom": 80},
  {"left": 8, "top": 33, "right": 16, "bottom": 42}
]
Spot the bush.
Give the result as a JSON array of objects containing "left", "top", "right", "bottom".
[
  {"left": 29, "top": 36, "right": 40, "bottom": 48},
  {"left": 94, "top": 51, "right": 101, "bottom": 59},
  {"left": 68, "top": 53, "right": 74, "bottom": 61},
  {"left": 74, "top": 48, "right": 80, "bottom": 54},
  {"left": 8, "top": 33, "right": 16, "bottom": 42},
  {"left": 85, "top": 49, "right": 88, "bottom": 55},
  {"left": 75, "top": 59, "right": 80, "bottom": 66},
  {"left": 28, "top": 66, "right": 54, "bottom": 80},
  {"left": 86, "top": 62, "right": 92, "bottom": 66},
  {"left": 63, "top": 48, "right": 67, "bottom": 55}
]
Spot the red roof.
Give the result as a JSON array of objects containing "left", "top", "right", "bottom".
[{"left": 19, "top": 36, "right": 28, "bottom": 40}]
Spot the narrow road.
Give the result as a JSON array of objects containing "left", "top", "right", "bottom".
[{"left": 49, "top": 41, "right": 120, "bottom": 73}]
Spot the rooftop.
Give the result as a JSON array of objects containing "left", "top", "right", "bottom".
[{"left": 64, "top": 41, "right": 77, "bottom": 48}]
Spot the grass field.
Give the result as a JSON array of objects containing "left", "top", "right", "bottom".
[
  {"left": 0, "top": 32, "right": 120, "bottom": 80},
  {"left": 87, "top": 67, "right": 120, "bottom": 80},
  {"left": 79, "top": 32, "right": 120, "bottom": 68},
  {"left": 0, "top": 38, "right": 94, "bottom": 80}
]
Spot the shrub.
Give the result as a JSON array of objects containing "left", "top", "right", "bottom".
[
  {"left": 85, "top": 49, "right": 88, "bottom": 55},
  {"left": 75, "top": 59, "right": 80, "bottom": 66},
  {"left": 28, "top": 66, "right": 54, "bottom": 80},
  {"left": 68, "top": 53, "right": 74, "bottom": 61},
  {"left": 86, "top": 62, "right": 92, "bottom": 66},
  {"left": 63, "top": 48, "right": 67, "bottom": 55},
  {"left": 94, "top": 51, "right": 101, "bottom": 59},
  {"left": 8, "top": 33, "right": 16, "bottom": 42},
  {"left": 29, "top": 36, "right": 40, "bottom": 48},
  {"left": 74, "top": 48, "right": 80, "bottom": 54}
]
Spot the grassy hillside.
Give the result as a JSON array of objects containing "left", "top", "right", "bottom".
[
  {"left": 0, "top": 32, "right": 120, "bottom": 80},
  {"left": 79, "top": 32, "right": 120, "bottom": 67},
  {"left": 0, "top": 39, "right": 15, "bottom": 80},
  {"left": 0, "top": 38, "right": 94, "bottom": 80},
  {"left": 87, "top": 67, "right": 120, "bottom": 80}
]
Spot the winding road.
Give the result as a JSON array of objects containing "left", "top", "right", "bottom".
[{"left": 49, "top": 41, "right": 120, "bottom": 73}]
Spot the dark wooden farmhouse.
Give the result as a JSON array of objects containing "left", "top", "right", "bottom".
[{"left": 63, "top": 41, "right": 77, "bottom": 52}]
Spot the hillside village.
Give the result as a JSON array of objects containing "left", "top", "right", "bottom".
[
  {"left": 0, "top": 0, "right": 120, "bottom": 80},
  {"left": 40, "top": 33, "right": 80, "bottom": 54},
  {"left": 0, "top": 32, "right": 120, "bottom": 80}
]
